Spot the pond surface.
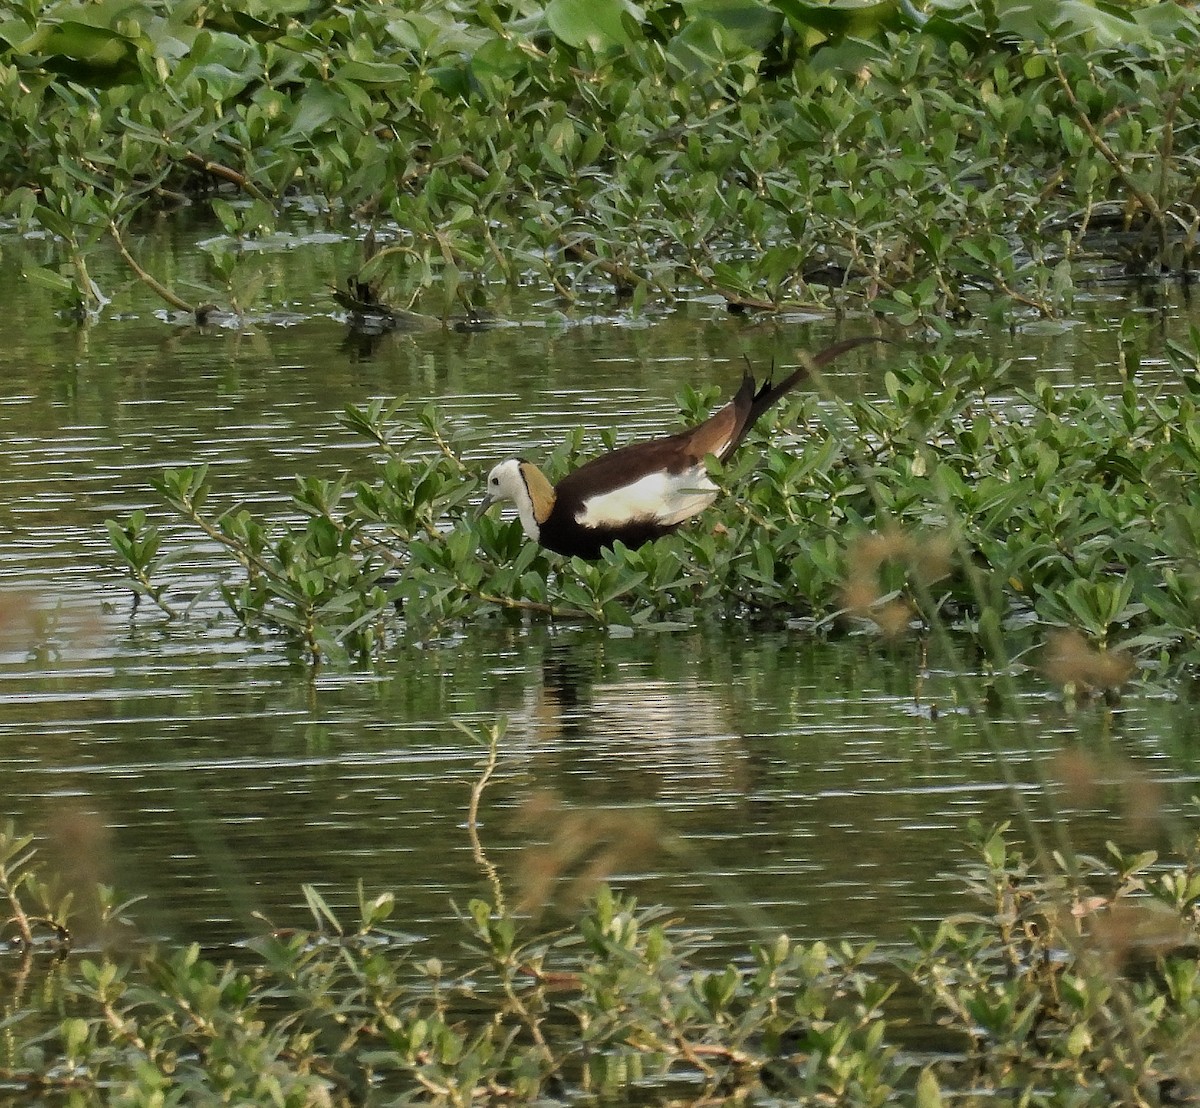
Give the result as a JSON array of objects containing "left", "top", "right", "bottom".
[{"left": 2, "top": 224, "right": 1200, "bottom": 960}]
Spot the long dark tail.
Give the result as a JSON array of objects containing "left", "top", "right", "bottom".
[{"left": 751, "top": 335, "right": 886, "bottom": 421}]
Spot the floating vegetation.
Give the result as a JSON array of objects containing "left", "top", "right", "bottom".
[{"left": 0, "top": 0, "right": 1197, "bottom": 327}]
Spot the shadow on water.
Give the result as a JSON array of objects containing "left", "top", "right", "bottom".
[{"left": 1, "top": 224, "right": 1199, "bottom": 962}]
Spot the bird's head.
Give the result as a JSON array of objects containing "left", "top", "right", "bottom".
[
  {"left": 481, "top": 458, "right": 527, "bottom": 510},
  {"left": 479, "top": 458, "right": 555, "bottom": 539}
]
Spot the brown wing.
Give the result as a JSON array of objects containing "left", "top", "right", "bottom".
[
  {"left": 673, "top": 376, "right": 755, "bottom": 465},
  {"left": 554, "top": 378, "right": 754, "bottom": 512},
  {"left": 554, "top": 337, "right": 882, "bottom": 513}
]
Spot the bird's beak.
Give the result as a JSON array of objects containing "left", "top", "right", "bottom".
[{"left": 475, "top": 493, "right": 496, "bottom": 519}]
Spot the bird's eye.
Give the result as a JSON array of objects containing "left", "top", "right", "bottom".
[{"left": 490, "top": 476, "right": 499, "bottom": 486}]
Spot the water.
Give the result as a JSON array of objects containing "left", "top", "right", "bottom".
[{"left": 1, "top": 224, "right": 1199, "bottom": 960}]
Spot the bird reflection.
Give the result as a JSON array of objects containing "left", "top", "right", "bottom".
[
  {"left": 501, "top": 640, "right": 754, "bottom": 918},
  {"left": 507, "top": 641, "right": 752, "bottom": 805}
]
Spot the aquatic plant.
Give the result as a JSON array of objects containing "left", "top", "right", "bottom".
[
  {"left": 0, "top": 0, "right": 1196, "bottom": 327},
  {"left": 3, "top": 737, "right": 1200, "bottom": 1106}
]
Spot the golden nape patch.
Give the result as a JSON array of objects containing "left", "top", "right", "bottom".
[{"left": 519, "top": 462, "right": 557, "bottom": 524}]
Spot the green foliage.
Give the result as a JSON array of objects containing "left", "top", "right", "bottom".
[
  {"left": 0, "top": 0, "right": 1197, "bottom": 324},
  {"left": 0, "top": 820, "right": 75, "bottom": 951},
  {"left": 5, "top": 806, "right": 1200, "bottom": 1103},
  {"left": 906, "top": 820, "right": 1200, "bottom": 1104},
  {"left": 108, "top": 328, "right": 1200, "bottom": 686}
]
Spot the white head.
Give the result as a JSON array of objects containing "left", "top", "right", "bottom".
[{"left": 482, "top": 458, "right": 554, "bottom": 542}]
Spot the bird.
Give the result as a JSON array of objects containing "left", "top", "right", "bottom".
[{"left": 480, "top": 336, "right": 881, "bottom": 559}]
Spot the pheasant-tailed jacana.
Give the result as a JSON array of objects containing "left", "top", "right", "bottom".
[{"left": 481, "top": 336, "right": 879, "bottom": 559}]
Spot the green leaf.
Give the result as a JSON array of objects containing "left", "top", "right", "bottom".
[
  {"left": 337, "top": 60, "right": 413, "bottom": 87},
  {"left": 680, "top": 0, "right": 784, "bottom": 51},
  {"left": 915, "top": 1066, "right": 944, "bottom": 1108},
  {"left": 545, "top": 0, "right": 641, "bottom": 50},
  {"left": 22, "top": 265, "right": 76, "bottom": 296},
  {"left": 301, "top": 884, "right": 343, "bottom": 935},
  {"left": 60, "top": 1017, "right": 90, "bottom": 1058},
  {"left": 17, "top": 20, "right": 142, "bottom": 86},
  {"left": 773, "top": 0, "right": 901, "bottom": 37},
  {"left": 282, "top": 85, "right": 349, "bottom": 142}
]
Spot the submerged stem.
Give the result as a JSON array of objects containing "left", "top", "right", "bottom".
[{"left": 464, "top": 720, "right": 505, "bottom": 916}]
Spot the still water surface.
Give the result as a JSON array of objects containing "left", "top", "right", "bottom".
[{"left": 2, "top": 226, "right": 1199, "bottom": 958}]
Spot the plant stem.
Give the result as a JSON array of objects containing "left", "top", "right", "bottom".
[
  {"left": 465, "top": 723, "right": 506, "bottom": 916},
  {"left": 109, "top": 221, "right": 198, "bottom": 316}
]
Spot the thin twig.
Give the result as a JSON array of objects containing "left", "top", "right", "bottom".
[
  {"left": 109, "top": 221, "right": 198, "bottom": 315},
  {"left": 182, "top": 151, "right": 268, "bottom": 201},
  {"left": 1050, "top": 53, "right": 1164, "bottom": 229}
]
